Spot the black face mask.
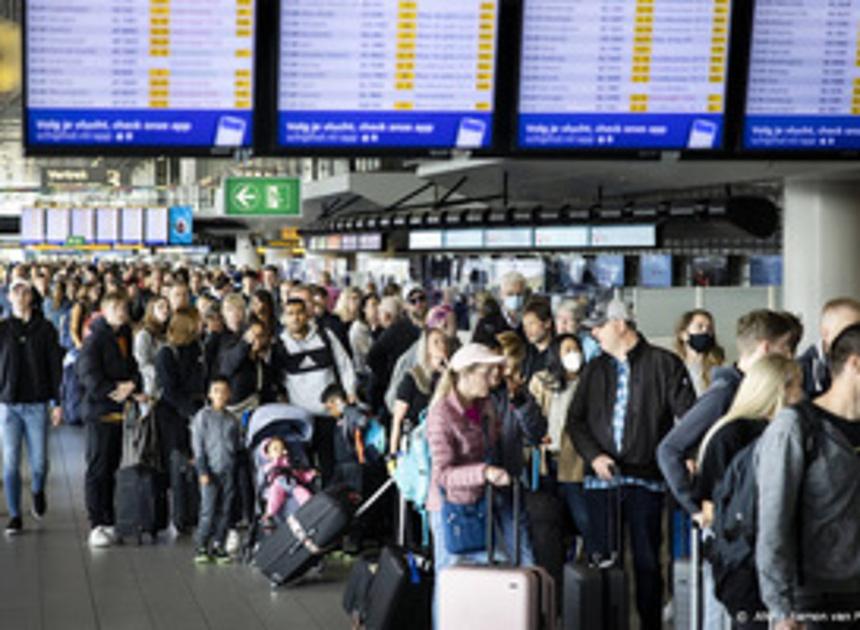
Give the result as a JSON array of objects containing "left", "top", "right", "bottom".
[{"left": 688, "top": 333, "right": 715, "bottom": 354}]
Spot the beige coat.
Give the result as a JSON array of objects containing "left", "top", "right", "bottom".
[{"left": 530, "top": 370, "right": 584, "bottom": 483}]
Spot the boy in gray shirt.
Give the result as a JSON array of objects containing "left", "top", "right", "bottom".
[{"left": 191, "top": 377, "right": 239, "bottom": 564}]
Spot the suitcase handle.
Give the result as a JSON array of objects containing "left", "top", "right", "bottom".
[{"left": 485, "top": 480, "right": 521, "bottom": 567}]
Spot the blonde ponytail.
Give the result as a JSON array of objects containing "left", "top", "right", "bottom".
[
  {"left": 696, "top": 355, "right": 800, "bottom": 467},
  {"left": 430, "top": 367, "right": 457, "bottom": 408}
]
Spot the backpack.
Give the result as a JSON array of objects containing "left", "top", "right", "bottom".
[
  {"left": 707, "top": 402, "right": 822, "bottom": 615},
  {"left": 393, "top": 408, "right": 432, "bottom": 545}
]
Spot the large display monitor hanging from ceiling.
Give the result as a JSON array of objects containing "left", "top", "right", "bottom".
[
  {"left": 515, "top": 0, "right": 735, "bottom": 153},
  {"left": 23, "top": 0, "right": 258, "bottom": 155},
  {"left": 274, "top": 0, "right": 506, "bottom": 154},
  {"left": 742, "top": 0, "right": 860, "bottom": 153}
]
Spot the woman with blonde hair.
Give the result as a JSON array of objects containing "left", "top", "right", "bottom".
[
  {"left": 674, "top": 309, "right": 726, "bottom": 396},
  {"left": 134, "top": 295, "right": 170, "bottom": 398},
  {"left": 693, "top": 354, "right": 803, "bottom": 630},
  {"left": 695, "top": 354, "right": 803, "bottom": 521},
  {"left": 425, "top": 343, "right": 526, "bottom": 626}
]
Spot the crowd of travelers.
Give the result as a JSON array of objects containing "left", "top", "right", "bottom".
[{"left": 1, "top": 259, "right": 859, "bottom": 629}]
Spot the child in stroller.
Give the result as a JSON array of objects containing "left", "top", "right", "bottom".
[
  {"left": 259, "top": 436, "right": 316, "bottom": 528},
  {"left": 244, "top": 404, "right": 319, "bottom": 546}
]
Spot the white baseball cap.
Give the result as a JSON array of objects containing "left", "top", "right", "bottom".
[{"left": 449, "top": 343, "right": 505, "bottom": 373}]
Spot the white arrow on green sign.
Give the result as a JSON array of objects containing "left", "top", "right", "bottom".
[{"left": 225, "top": 177, "right": 301, "bottom": 217}]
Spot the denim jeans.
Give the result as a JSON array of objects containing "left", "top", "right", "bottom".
[
  {"left": 196, "top": 471, "right": 235, "bottom": 550},
  {"left": 560, "top": 482, "right": 590, "bottom": 546},
  {"left": 429, "top": 485, "right": 535, "bottom": 630},
  {"left": 1, "top": 403, "right": 49, "bottom": 519},
  {"left": 585, "top": 486, "right": 665, "bottom": 630}
]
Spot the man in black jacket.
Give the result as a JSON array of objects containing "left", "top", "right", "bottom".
[
  {"left": 78, "top": 291, "right": 143, "bottom": 548},
  {"left": 366, "top": 286, "right": 427, "bottom": 412},
  {"left": 0, "top": 278, "right": 63, "bottom": 535},
  {"left": 568, "top": 298, "right": 696, "bottom": 630}
]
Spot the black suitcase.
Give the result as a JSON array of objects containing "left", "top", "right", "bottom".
[
  {"left": 254, "top": 486, "right": 357, "bottom": 585},
  {"left": 364, "top": 545, "right": 433, "bottom": 630},
  {"left": 170, "top": 450, "right": 200, "bottom": 531},
  {"left": 115, "top": 464, "right": 168, "bottom": 545},
  {"left": 563, "top": 486, "right": 628, "bottom": 630}
]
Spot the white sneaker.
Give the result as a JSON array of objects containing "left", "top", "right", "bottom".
[
  {"left": 225, "top": 529, "right": 240, "bottom": 555},
  {"left": 103, "top": 526, "right": 116, "bottom": 542},
  {"left": 88, "top": 526, "right": 113, "bottom": 548}
]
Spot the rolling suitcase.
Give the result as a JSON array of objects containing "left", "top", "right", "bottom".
[
  {"left": 438, "top": 482, "right": 557, "bottom": 630},
  {"left": 562, "top": 485, "right": 628, "bottom": 630},
  {"left": 255, "top": 478, "right": 394, "bottom": 586},
  {"left": 114, "top": 464, "right": 168, "bottom": 545},
  {"left": 363, "top": 545, "right": 433, "bottom": 630},
  {"left": 358, "top": 489, "right": 433, "bottom": 630},
  {"left": 170, "top": 450, "right": 200, "bottom": 531}
]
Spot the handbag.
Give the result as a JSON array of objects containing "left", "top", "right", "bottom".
[
  {"left": 441, "top": 489, "right": 489, "bottom": 554},
  {"left": 120, "top": 401, "right": 162, "bottom": 470},
  {"left": 440, "top": 411, "right": 492, "bottom": 555}
]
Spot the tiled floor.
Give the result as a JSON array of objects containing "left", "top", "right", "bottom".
[{"left": 0, "top": 426, "right": 351, "bottom": 630}]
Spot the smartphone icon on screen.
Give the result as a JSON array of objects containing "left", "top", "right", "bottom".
[
  {"left": 455, "top": 117, "right": 487, "bottom": 148},
  {"left": 214, "top": 116, "right": 247, "bottom": 147},
  {"left": 687, "top": 119, "right": 719, "bottom": 149}
]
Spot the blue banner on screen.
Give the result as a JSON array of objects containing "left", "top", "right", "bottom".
[
  {"left": 28, "top": 110, "right": 253, "bottom": 148},
  {"left": 519, "top": 114, "right": 723, "bottom": 150},
  {"left": 169, "top": 206, "right": 193, "bottom": 245},
  {"left": 279, "top": 112, "right": 493, "bottom": 149},
  {"left": 744, "top": 117, "right": 860, "bottom": 151},
  {"left": 277, "top": 0, "right": 499, "bottom": 151},
  {"left": 517, "top": 0, "right": 732, "bottom": 152}
]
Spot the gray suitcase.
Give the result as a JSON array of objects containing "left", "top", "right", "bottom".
[{"left": 438, "top": 482, "right": 557, "bottom": 630}]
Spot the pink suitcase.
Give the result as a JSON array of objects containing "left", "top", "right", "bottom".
[{"left": 438, "top": 483, "right": 557, "bottom": 630}]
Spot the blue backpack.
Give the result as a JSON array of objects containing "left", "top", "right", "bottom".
[{"left": 393, "top": 409, "right": 432, "bottom": 544}]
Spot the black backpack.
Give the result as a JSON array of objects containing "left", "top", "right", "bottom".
[{"left": 707, "top": 402, "right": 822, "bottom": 616}]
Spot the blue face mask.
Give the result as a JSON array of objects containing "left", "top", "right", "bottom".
[{"left": 504, "top": 294, "right": 524, "bottom": 313}]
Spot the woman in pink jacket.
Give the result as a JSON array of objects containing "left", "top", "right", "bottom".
[{"left": 425, "top": 343, "right": 518, "bottom": 626}]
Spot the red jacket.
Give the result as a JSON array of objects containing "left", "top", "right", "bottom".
[{"left": 425, "top": 390, "right": 500, "bottom": 513}]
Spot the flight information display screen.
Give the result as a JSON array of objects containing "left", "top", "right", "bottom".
[
  {"left": 25, "top": 0, "right": 256, "bottom": 149},
  {"left": 277, "top": 0, "right": 499, "bottom": 149},
  {"left": 744, "top": 0, "right": 860, "bottom": 150},
  {"left": 517, "top": 0, "right": 732, "bottom": 150}
]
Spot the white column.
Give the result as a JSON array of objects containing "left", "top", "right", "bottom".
[{"left": 783, "top": 178, "right": 860, "bottom": 348}]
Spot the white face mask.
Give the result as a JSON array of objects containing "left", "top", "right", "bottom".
[{"left": 562, "top": 351, "right": 583, "bottom": 374}]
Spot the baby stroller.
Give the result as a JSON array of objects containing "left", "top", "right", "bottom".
[{"left": 243, "top": 404, "right": 318, "bottom": 559}]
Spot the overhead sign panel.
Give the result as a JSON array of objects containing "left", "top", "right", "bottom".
[
  {"left": 277, "top": 0, "right": 500, "bottom": 150},
  {"left": 25, "top": 0, "right": 256, "bottom": 150},
  {"left": 517, "top": 0, "right": 733, "bottom": 150},
  {"left": 744, "top": 0, "right": 860, "bottom": 150}
]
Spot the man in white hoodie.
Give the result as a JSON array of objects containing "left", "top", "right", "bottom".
[{"left": 280, "top": 298, "right": 356, "bottom": 486}]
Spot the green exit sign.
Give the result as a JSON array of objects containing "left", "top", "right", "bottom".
[
  {"left": 225, "top": 178, "right": 301, "bottom": 217},
  {"left": 65, "top": 235, "right": 86, "bottom": 247}
]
